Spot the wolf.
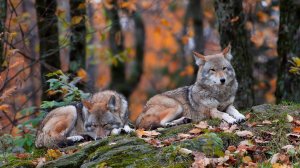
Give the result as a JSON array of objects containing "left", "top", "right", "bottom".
[
  {"left": 136, "top": 45, "right": 246, "bottom": 130},
  {"left": 35, "top": 90, "right": 133, "bottom": 148}
]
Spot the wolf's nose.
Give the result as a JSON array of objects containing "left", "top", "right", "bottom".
[{"left": 220, "top": 78, "right": 226, "bottom": 84}]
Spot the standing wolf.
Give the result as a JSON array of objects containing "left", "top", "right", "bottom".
[
  {"left": 35, "top": 90, "right": 132, "bottom": 148},
  {"left": 136, "top": 45, "right": 246, "bottom": 129}
]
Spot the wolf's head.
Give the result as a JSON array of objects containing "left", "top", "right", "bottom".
[
  {"left": 82, "top": 96, "right": 124, "bottom": 140},
  {"left": 193, "top": 44, "right": 236, "bottom": 86}
]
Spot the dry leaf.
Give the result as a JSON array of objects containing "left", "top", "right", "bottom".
[
  {"left": 135, "top": 129, "right": 160, "bottom": 138},
  {"left": 262, "top": 120, "right": 272, "bottom": 125},
  {"left": 247, "top": 122, "right": 257, "bottom": 127},
  {"left": 236, "top": 130, "right": 253, "bottom": 138},
  {"left": 15, "top": 153, "right": 30, "bottom": 159},
  {"left": 194, "top": 121, "right": 208, "bottom": 129},
  {"left": 0, "top": 104, "right": 10, "bottom": 112},
  {"left": 189, "top": 128, "right": 202, "bottom": 134},
  {"left": 191, "top": 152, "right": 210, "bottom": 168},
  {"left": 46, "top": 149, "right": 62, "bottom": 160},
  {"left": 293, "top": 120, "right": 300, "bottom": 126},
  {"left": 227, "top": 145, "right": 236, "bottom": 152},
  {"left": 292, "top": 127, "right": 300, "bottom": 133},
  {"left": 179, "top": 148, "right": 193, "bottom": 155},
  {"left": 287, "top": 114, "right": 293, "bottom": 122},
  {"left": 178, "top": 133, "right": 192, "bottom": 139},
  {"left": 242, "top": 156, "right": 252, "bottom": 164},
  {"left": 245, "top": 113, "right": 251, "bottom": 119},
  {"left": 281, "top": 145, "right": 294, "bottom": 150},
  {"left": 270, "top": 153, "right": 280, "bottom": 164}
]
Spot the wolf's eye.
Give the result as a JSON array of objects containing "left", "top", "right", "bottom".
[
  {"left": 223, "top": 67, "right": 227, "bottom": 70},
  {"left": 210, "top": 69, "right": 215, "bottom": 72}
]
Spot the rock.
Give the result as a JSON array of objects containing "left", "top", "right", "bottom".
[{"left": 251, "top": 104, "right": 272, "bottom": 113}]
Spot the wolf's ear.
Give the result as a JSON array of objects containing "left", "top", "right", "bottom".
[
  {"left": 82, "top": 100, "right": 93, "bottom": 110},
  {"left": 107, "top": 96, "right": 116, "bottom": 112},
  {"left": 222, "top": 44, "right": 233, "bottom": 61},
  {"left": 193, "top": 51, "right": 206, "bottom": 65}
]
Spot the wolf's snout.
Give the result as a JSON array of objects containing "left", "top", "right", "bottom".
[{"left": 220, "top": 78, "right": 226, "bottom": 84}]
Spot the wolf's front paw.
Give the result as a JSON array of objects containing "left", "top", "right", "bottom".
[
  {"left": 164, "top": 122, "right": 177, "bottom": 127},
  {"left": 234, "top": 113, "right": 246, "bottom": 123},
  {"left": 222, "top": 113, "right": 237, "bottom": 125},
  {"left": 67, "top": 135, "right": 84, "bottom": 142},
  {"left": 123, "top": 125, "right": 134, "bottom": 133},
  {"left": 111, "top": 128, "right": 122, "bottom": 135}
]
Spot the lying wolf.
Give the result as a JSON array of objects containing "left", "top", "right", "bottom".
[
  {"left": 136, "top": 45, "right": 245, "bottom": 129},
  {"left": 35, "top": 90, "right": 132, "bottom": 148}
]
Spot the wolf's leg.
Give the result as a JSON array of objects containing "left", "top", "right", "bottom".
[
  {"left": 161, "top": 105, "right": 184, "bottom": 127},
  {"left": 67, "top": 135, "right": 84, "bottom": 142},
  {"left": 210, "top": 108, "right": 237, "bottom": 124},
  {"left": 111, "top": 128, "right": 122, "bottom": 135},
  {"left": 164, "top": 117, "right": 192, "bottom": 127},
  {"left": 226, "top": 105, "right": 245, "bottom": 122},
  {"left": 123, "top": 125, "right": 134, "bottom": 133}
]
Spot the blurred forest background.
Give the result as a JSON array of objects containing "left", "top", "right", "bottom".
[{"left": 0, "top": 0, "right": 300, "bottom": 149}]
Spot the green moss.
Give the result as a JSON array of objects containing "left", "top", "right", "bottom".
[
  {"left": 207, "top": 118, "right": 222, "bottom": 127},
  {"left": 4, "top": 159, "right": 35, "bottom": 168},
  {"left": 216, "top": 132, "right": 241, "bottom": 147},
  {"left": 157, "top": 123, "right": 193, "bottom": 140}
]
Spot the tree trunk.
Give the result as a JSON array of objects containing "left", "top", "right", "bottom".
[
  {"left": 105, "top": 1, "right": 145, "bottom": 98},
  {"left": 105, "top": 1, "right": 126, "bottom": 95},
  {"left": 188, "top": 0, "right": 204, "bottom": 78},
  {"left": 36, "top": 0, "right": 60, "bottom": 99},
  {"left": 70, "top": 0, "right": 86, "bottom": 72},
  {"left": 125, "top": 12, "right": 145, "bottom": 97},
  {"left": 276, "top": 0, "right": 300, "bottom": 103},
  {"left": 214, "top": 0, "right": 254, "bottom": 108},
  {"left": 0, "top": 0, "right": 6, "bottom": 72}
]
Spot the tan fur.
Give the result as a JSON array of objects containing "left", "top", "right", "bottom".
[
  {"left": 136, "top": 45, "right": 245, "bottom": 129},
  {"left": 35, "top": 90, "right": 131, "bottom": 148}
]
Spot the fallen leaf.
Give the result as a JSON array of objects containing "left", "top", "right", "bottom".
[
  {"left": 242, "top": 156, "right": 252, "bottom": 164},
  {"left": 262, "top": 120, "right": 272, "bottom": 125},
  {"left": 287, "top": 114, "right": 293, "bottom": 122},
  {"left": 179, "top": 148, "right": 193, "bottom": 155},
  {"left": 227, "top": 145, "right": 236, "bottom": 152},
  {"left": 270, "top": 153, "right": 280, "bottom": 164},
  {"left": 45, "top": 149, "right": 62, "bottom": 160},
  {"left": 236, "top": 130, "right": 253, "bottom": 138},
  {"left": 145, "top": 139, "right": 162, "bottom": 147},
  {"left": 282, "top": 145, "right": 295, "bottom": 150},
  {"left": 286, "top": 133, "right": 300, "bottom": 138},
  {"left": 255, "top": 138, "right": 269, "bottom": 144},
  {"left": 189, "top": 128, "right": 202, "bottom": 134},
  {"left": 247, "top": 122, "right": 257, "bottom": 127},
  {"left": 293, "top": 120, "right": 300, "bottom": 126},
  {"left": 194, "top": 121, "right": 208, "bottom": 129},
  {"left": 245, "top": 113, "right": 251, "bottom": 119},
  {"left": 135, "top": 129, "right": 161, "bottom": 138},
  {"left": 0, "top": 104, "right": 10, "bottom": 112},
  {"left": 191, "top": 152, "right": 210, "bottom": 168},
  {"left": 292, "top": 127, "right": 300, "bottom": 133},
  {"left": 15, "top": 153, "right": 30, "bottom": 159},
  {"left": 178, "top": 133, "right": 192, "bottom": 139}
]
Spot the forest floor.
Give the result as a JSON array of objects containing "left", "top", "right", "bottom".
[{"left": 1, "top": 102, "right": 300, "bottom": 168}]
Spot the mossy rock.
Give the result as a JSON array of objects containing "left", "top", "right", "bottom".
[{"left": 4, "top": 103, "right": 300, "bottom": 167}]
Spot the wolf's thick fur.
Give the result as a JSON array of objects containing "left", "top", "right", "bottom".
[
  {"left": 35, "top": 90, "right": 132, "bottom": 148},
  {"left": 136, "top": 45, "right": 246, "bottom": 129}
]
